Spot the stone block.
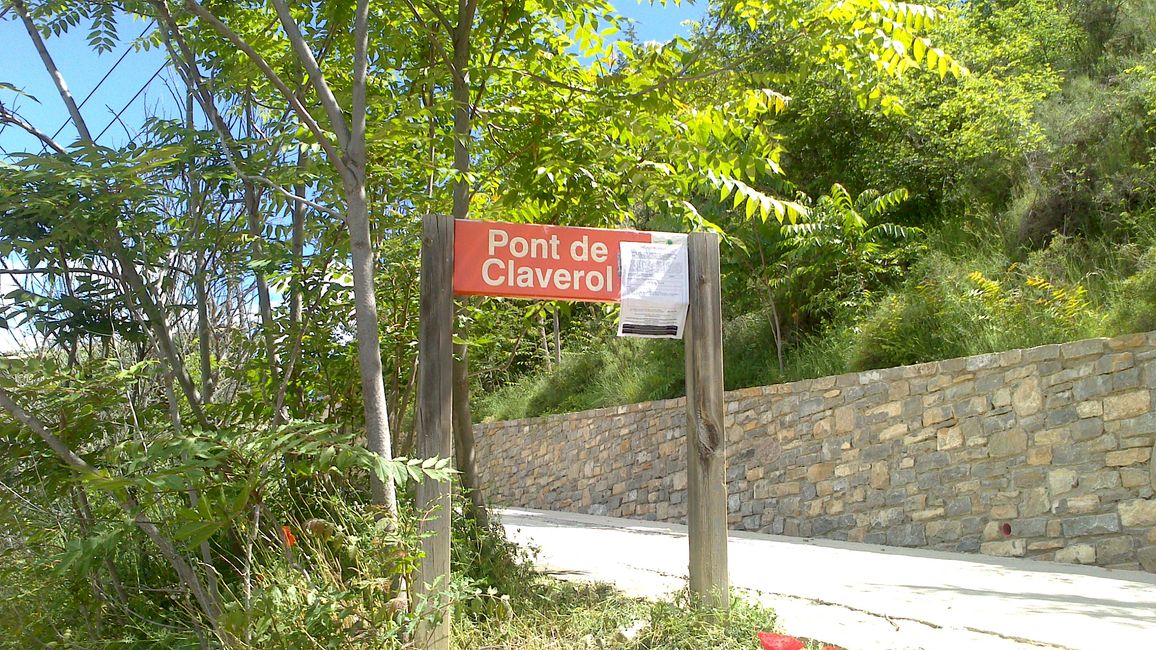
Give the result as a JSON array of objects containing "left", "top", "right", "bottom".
[
  {"left": 879, "top": 422, "right": 908, "bottom": 441},
  {"left": 1027, "top": 446, "right": 1053, "bottom": 466},
  {"left": 834, "top": 406, "right": 856, "bottom": 433},
  {"left": 1034, "top": 428, "right": 1071, "bottom": 446},
  {"left": 1021, "top": 487, "right": 1051, "bottom": 517},
  {"left": 1055, "top": 494, "right": 1100, "bottom": 515},
  {"left": 904, "top": 428, "right": 936, "bottom": 445},
  {"left": 1097, "top": 352, "right": 1135, "bottom": 375},
  {"left": 1073, "top": 375, "right": 1113, "bottom": 401},
  {"left": 992, "top": 388, "right": 1012, "bottom": 408},
  {"left": 1012, "top": 378, "right": 1042, "bottom": 416},
  {"left": 768, "top": 481, "right": 802, "bottom": 498},
  {"left": 966, "top": 353, "right": 1001, "bottom": 371},
  {"left": 1046, "top": 389, "right": 1074, "bottom": 410},
  {"left": 1097, "top": 537, "right": 1135, "bottom": 565},
  {"left": 937, "top": 426, "right": 964, "bottom": 450},
  {"left": 1121, "top": 467, "right": 1150, "bottom": 489},
  {"left": 1082, "top": 470, "right": 1121, "bottom": 491},
  {"left": 870, "top": 462, "right": 889, "bottom": 489},
  {"left": 1062, "top": 338, "right": 1107, "bottom": 359},
  {"left": 1045, "top": 406, "right": 1080, "bottom": 428},
  {"left": 1055, "top": 544, "right": 1096, "bottom": 564},
  {"left": 1061, "top": 513, "right": 1120, "bottom": 537},
  {"left": 991, "top": 503, "right": 1019, "bottom": 519},
  {"left": 927, "top": 520, "right": 962, "bottom": 542},
  {"left": 887, "top": 523, "right": 927, "bottom": 547},
  {"left": 983, "top": 411, "right": 1017, "bottom": 435},
  {"left": 1013, "top": 517, "right": 1048, "bottom": 537},
  {"left": 981, "top": 539, "right": 1026, "bottom": 557},
  {"left": 912, "top": 507, "right": 945, "bottom": 522},
  {"left": 946, "top": 495, "right": 974, "bottom": 516},
  {"left": 1076, "top": 400, "right": 1103, "bottom": 418},
  {"left": 923, "top": 405, "right": 955, "bottom": 427},
  {"left": 990, "top": 429, "right": 1028, "bottom": 458},
  {"left": 1106, "top": 447, "right": 1151, "bottom": 467},
  {"left": 1104, "top": 390, "right": 1151, "bottom": 421},
  {"left": 1024, "top": 344, "right": 1060, "bottom": 362},
  {"left": 1114, "top": 367, "right": 1142, "bottom": 390},
  {"left": 956, "top": 395, "right": 991, "bottom": 418},
  {"left": 1139, "top": 546, "right": 1156, "bottom": 572},
  {"left": 807, "top": 463, "right": 835, "bottom": 482},
  {"left": 1119, "top": 499, "right": 1156, "bottom": 527},
  {"left": 983, "top": 520, "right": 1006, "bottom": 541}
]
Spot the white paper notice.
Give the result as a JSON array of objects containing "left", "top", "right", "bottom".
[{"left": 618, "top": 236, "right": 689, "bottom": 339}]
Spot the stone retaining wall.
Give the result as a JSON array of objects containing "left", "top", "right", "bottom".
[{"left": 475, "top": 332, "right": 1156, "bottom": 571}]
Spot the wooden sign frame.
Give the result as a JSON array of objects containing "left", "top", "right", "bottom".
[{"left": 415, "top": 215, "right": 728, "bottom": 648}]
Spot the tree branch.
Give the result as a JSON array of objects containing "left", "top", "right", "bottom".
[
  {"left": 11, "top": 0, "right": 94, "bottom": 143},
  {"left": 179, "top": 0, "right": 349, "bottom": 177},
  {"left": 0, "top": 104, "right": 68, "bottom": 154},
  {"left": 268, "top": 0, "right": 351, "bottom": 154}
]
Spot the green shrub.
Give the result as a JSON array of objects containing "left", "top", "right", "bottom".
[
  {"left": 850, "top": 284, "right": 970, "bottom": 371},
  {"left": 475, "top": 339, "right": 685, "bottom": 421},
  {"left": 1106, "top": 244, "right": 1156, "bottom": 334}
]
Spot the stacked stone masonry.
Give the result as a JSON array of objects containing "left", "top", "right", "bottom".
[{"left": 475, "top": 332, "right": 1156, "bottom": 571}]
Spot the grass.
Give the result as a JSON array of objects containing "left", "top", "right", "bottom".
[
  {"left": 474, "top": 224, "right": 1156, "bottom": 423},
  {"left": 454, "top": 575, "right": 838, "bottom": 650}
]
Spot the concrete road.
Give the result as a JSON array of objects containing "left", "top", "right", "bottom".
[{"left": 498, "top": 507, "right": 1156, "bottom": 650}]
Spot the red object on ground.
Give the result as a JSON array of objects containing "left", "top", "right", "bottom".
[
  {"left": 282, "top": 525, "right": 296, "bottom": 547},
  {"left": 757, "top": 631, "right": 806, "bottom": 650}
]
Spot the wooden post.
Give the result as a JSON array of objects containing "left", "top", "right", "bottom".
[
  {"left": 685, "top": 231, "right": 729, "bottom": 610},
  {"left": 416, "top": 213, "right": 454, "bottom": 648}
]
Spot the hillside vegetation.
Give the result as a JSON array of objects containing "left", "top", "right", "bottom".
[{"left": 477, "top": 0, "right": 1156, "bottom": 422}]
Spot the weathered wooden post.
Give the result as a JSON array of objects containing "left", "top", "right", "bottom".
[
  {"left": 684, "top": 231, "right": 729, "bottom": 610},
  {"left": 415, "top": 213, "right": 454, "bottom": 648}
]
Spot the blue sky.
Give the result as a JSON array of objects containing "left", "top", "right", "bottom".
[{"left": 0, "top": 1, "right": 705, "bottom": 155}]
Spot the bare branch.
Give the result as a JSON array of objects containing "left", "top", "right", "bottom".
[
  {"left": 0, "top": 266, "right": 119, "bottom": 279},
  {"left": 0, "top": 105, "right": 68, "bottom": 154},
  {"left": 11, "top": 0, "right": 95, "bottom": 143}
]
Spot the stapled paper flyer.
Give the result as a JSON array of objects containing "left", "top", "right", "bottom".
[{"left": 617, "top": 235, "right": 689, "bottom": 339}]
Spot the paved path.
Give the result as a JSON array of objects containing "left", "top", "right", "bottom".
[{"left": 498, "top": 507, "right": 1156, "bottom": 650}]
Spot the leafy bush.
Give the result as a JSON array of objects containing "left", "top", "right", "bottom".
[
  {"left": 1106, "top": 244, "right": 1156, "bottom": 333},
  {"left": 850, "top": 248, "right": 1103, "bottom": 370}
]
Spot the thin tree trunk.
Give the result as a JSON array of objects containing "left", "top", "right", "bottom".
[
  {"left": 540, "top": 317, "right": 552, "bottom": 369},
  {"left": 242, "top": 102, "right": 280, "bottom": 390},
  {"left": 450, "top": 0, "right": 486, "bottom": 524},
  {"left": 189, "top": 0, "right": 396, "bottom": 511},
  {"left": 344, "top": 0, "right": 397, "bottom": 513},
  {"left": 187, "top": 84, "right": 215, "bottom": 402},
  {"left": 552, "top": 304, "right": 561, "bottom": 366},
  {"left": 754, "top": 234, "right": 784, "bottom": 372},
  {"left": 273, "top": 161, "right": 308, "bottom": 424},
  {"left": 162, "top": 366, "right": 221, "bottom": 610}
]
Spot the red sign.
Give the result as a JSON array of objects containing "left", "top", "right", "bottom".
[{"left": 453, "top": 220, "right": 653, "bottom": 302}]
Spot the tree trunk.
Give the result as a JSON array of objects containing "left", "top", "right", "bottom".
[
  {"left": 450, "top": 0, "right": 486, "bottom": 524},
  {"left": 552, "top": 304, "right": 561, "bottom": 366},
  {"left": 344, "top": 0, "right": 397, "bottom": 514}
]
